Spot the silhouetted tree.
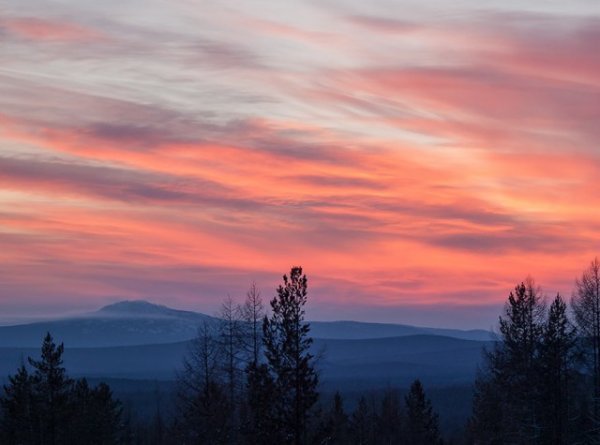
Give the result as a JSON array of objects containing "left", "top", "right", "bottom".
[
  {"left": 377, "top": 388, "right": 402, "bottom": 445},
  {"left": 314, "top": 392, "right": 349, "bottom": 445},
  {"left": 218, "top": 295, "right": 245, "bottom": 441},
  {"left": 487, "top": 280, "right": 545, "bottom": 442},
  {"left": 0, "top": 333, "right": 123, "bottom": 445},
  {"left": 572, "top": 257, "right": 600, "bottom": 425},
  {"left": 538, "top": 294, "right": 577, "bottom": 444},
  {"left": 263, "top": 266, "right": 319, "bottom": 445},
  {"left": 241, "top": 282, "right": 264, "bottom": 366},
  {"left": 29, "top": 332, "right": 74, "bottom": 445},
  {"left": 405, "top": 379, "right": 441, "bottom": 445},
  {"left": 0, "top": 363, "right": 35, "bottom": 444},
  {"left": 69, "top": 379, "right": 123, "bottom": 445},
  {"left": 470, "top": 362, "right": 506, "bottom": 444},
  {"left": 175, "top": 320, "right": 230, "bottom": 444},
  {"left": 349, "top": 396, "right": 374, "bottom": 445}
]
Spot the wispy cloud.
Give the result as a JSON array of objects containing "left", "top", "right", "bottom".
[{"left": 0, "top": 0, "right": 598, "bottom": 327}]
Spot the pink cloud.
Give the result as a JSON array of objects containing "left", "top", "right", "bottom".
[{"left": 0, "top": 17, "right": 105, "bottom": 42}]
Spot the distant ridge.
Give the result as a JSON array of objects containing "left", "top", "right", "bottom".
[
  {"left": 310, "top": 320, "right": 493, "bottom": 342},
  {"left": 96, "top": 300, "right": 203, "bottom": 319},
  {"left": 0, "top": 300, "right": 493, "bottom": 347},
  {"left": 98, "top": 300, "right": 173, "bottom": 315}
]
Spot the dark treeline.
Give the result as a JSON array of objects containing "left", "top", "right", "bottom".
[
  {"left": 0, "top": 333, "right": 123, "bottom": 444},
  {"left": 469, "top": 258, "right": 600, "bottom": 444},
  {"left": 2, "top": 260, "right": 600, "bottom": 444}
]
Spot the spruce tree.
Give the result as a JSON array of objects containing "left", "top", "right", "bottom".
[
  {"left": 0, "top": 364, "right": 35, "bottom": 445},
  {"left": 263, "top": 266, "right": 319, "bottom": 445},
  {"left": 315, "top": 391, "right": 349, "bottom": 445},
  {"left": 572, "top": 257, "right": 600, "bottom": 425},
  {"left": 538, "top": 294, "right": 577, "bottom": 444},
  {"left": 497, "top": 280, "right": 545, "bottom": 441},
  {"left": 29, "top": 332, "right": 73, "bottom": 445},
  {"left": 377, "top": 388, "right": 402, "bottom": 445},
  {"left": 471, "top": 279, "right": 547, "bottom": 444},
  {"left": 404, "top": 379, "right": 441, "bottom": 445},
  {"left": 244, "top": 362, "right": 280, "bottom": 444},
  {"left": 349, "top": 396, "right": 373, "bottom": 445}
]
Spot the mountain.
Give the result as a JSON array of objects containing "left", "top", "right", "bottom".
[
  {"left": 0, "top": 300, "right": 493, "bottom": 347},
  {"left": 310, "top": 320, "right": 493, "bottom": 341},
  {"left": 0, "top": 335, "right": 490, "bottom": 387},
  {"left": 0, "top": 300, "right": 216, "bottom": 347}
]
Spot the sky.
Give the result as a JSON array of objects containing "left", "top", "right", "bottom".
[{"left": 0, "top": 0, "right": 599, "bottom": 328}]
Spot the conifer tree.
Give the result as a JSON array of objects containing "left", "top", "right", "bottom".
[
  {"left": 538, "top": 294, "right": 577, "bottom": 444},
  {"left": 349, "top": 396, "right": 373, "bottom": 445},
  {"left": 572, "top": 257, "right": 600, "bottom": 423},
  {"left": 497, "top": 280, "right": 545, "bottom": 441},
  {"left": 0, "top": 364, "right": 34, "bottom": 445},
  {"left": 29, "top": 332, "right": 73, "bottom": 445},
  {"left": 377, "top": 388, "right": 402, "bottom": 445},
  {"left": 243, "top": 362, "right": 280, "bottom": 444},
  {"left": 315, "top": 391, "right": 349, "bottom": 445},
  {"left": 471, "top": 279, "right": 548, "bottom": 444},
  {"left": 262, "top": 266, "right": 319, "bottom": 445},
  {"left": 404, "top": 379, "right": 441, "bottom": 445}
]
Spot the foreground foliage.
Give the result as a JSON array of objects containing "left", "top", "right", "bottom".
[{"left": 0, "top": 333, "right": 123, "bottom": 445}]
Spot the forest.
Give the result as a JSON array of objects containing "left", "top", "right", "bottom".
[{"left": 2, "top": 260, "right": 600, "bottom": 445}]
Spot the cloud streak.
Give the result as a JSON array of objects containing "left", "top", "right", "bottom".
[{"left": 0, "top": 1, "right": 598, "bottom": 327}]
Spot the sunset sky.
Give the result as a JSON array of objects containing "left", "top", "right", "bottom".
[{"left": 1, "top": 0, "right": 599, "bottom": 328}]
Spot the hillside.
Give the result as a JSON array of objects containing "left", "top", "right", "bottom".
[{"left": 0, "top": 300, "right": 493, "bottom": 347}]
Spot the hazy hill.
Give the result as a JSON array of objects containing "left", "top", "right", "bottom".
[
  {"left": 310, "top": 320, "right": 492, "bottom": 341},
  {"left": 0, "top": 334, "right": 490, "bottom": 387},
  {"left": 0, "top": 300, "right": 493, "bottom": 347},
  {"left": 0, "top": 301, "right": 215, "bottom": 347}
]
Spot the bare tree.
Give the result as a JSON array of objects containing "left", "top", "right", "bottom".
[
  {"left": 240, "top": 282, "right": 265, "bottom": 366},
  {"left": 175, "top": 320, "right": 230, "bottom": 444}
]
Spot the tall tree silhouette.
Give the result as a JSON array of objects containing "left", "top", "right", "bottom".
[
  {"left": 572, "top": 257, "right": 600, "bottom": 425},
  {"left": 0, "top": 364, "right": 34, "bottom": 444},
  {"left": 348, "top": 396, "right": 373, "bottom": 445},
  {"left": 263, "top": 266, "right": 319, "bottom": 445},
  {"left": 377, "top": 388, "right": 402, "bottom": 445},
  {"left": 538, "top": 294, "right": 577, "bottom": 444},
  {"left": 29, "top": 332, "right": 73, "bottom": 445},
  {"left": 241, "top": 282, "right": 264, "bottom": 366},
  {"left": 69, "top": 379, "right": 123, "bottom": 445},
  {"left": 218, "top": 295, "right": 245, "bottom": 442},
  {"left": 471, "top": 279, "right": 546, "bottom": 444},
  {"left": 175, "top": 320, "right": 230, "bottom": 444},
  {"left": 405, "top": 379, "right": 441, "bottom": 445}
]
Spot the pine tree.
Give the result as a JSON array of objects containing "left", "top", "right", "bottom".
[
  {"left": 497, "top": 280, "right": 545, "bottom": 441},
  {"left": 0, "top": 364, "right": 35, "bottom": 445},
  {"left": 315, "top": 391, "right": 349, "bottom": 445},
  {"left": 572, "top": 257, "right": 600, "bottom": 426},
  {"left": 263, "top": 266, "right": 319, "bottom": 445},
  {"left": 471, "top": 279, "right": 547, "bottom": 444},
  {"left": 243, "top": 362, "right": 280, "bottom": 444},
  {"left": 349, "top": 396, "right": 373, "bottom": 445},
  {"left": 68, "top": 379, "right": 123, "bottom": 445},
  {"left": 377, "top": 388, "right": 402, "bottom": 445},
  {"left": 404, "top": 379, "right": 441, "bottom": 445},
  {"left": 538, "top": 294, "right": 577, "bottom": 444},
  {"left": 28, "top": 332, "right": 73, "bottom": 445}
]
